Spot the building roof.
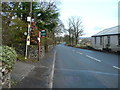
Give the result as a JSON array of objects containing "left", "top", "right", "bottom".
[{"left": 92, "top": 25, "right": 120, "bottom": 36}]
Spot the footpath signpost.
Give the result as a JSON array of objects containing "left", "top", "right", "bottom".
[
  {"left": 27, "top": 35, "right": 30, "bottom": 45},
  {"left": 37, "top": 30, "right": 46, "bottom": 60},
  {"left": 41, "top": 30, "right": 46, "bottom": 37},
  {"left": 37, "top": 31, "right": 41, "bottom": 61}
]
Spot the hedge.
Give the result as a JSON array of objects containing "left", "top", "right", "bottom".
[{"left": 0, "top": 45, "right": 17, "bottom": 70}]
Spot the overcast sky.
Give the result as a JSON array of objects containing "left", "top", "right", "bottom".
[{"left": 59, "top": 0, "right": 119, "bottom": 37}]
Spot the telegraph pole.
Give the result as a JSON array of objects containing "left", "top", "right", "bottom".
[
  {"left": 25, "top": 1, "right": 32, "bottom": 59},
  {"left": 29, "top": 0, "right": 32, "bottom": 31}
]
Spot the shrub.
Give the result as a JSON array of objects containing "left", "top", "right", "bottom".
[
  {"left": 0, "top": 45, "right": 17, "bottom": 70},
  {"left": 86, "top": 46, "right": 93, "bottom": 49}
]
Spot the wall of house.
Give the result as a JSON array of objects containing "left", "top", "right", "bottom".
[
  {"left": 103, "top": 36, "right": 107, "bottom": 49},
  {"left": 92, "top": 37, "right": 95, "bottom": 49},
  {"left": 92, "top": 36, "right": 103, "bottom": 50},
  {"left": 109, "top": 35, "right": 120, "bottom": 52},
  {"left": 92, "top": 35, "right": 120, "bottom": 52}
]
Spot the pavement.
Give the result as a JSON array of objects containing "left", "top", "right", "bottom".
[
  {"left": 11, "top": 61, "right": 35, "bottom": 83},
  {"left": 53, "top": 44, "right": 120, "bottom": 88},
  {"left": 11, "top": 47, "right": 55, "bottom": 88}
]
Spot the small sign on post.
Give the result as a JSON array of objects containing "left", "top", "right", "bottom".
[
  {"left": 41, "top": 30, "right": 46, "bottom": 37},
  {"left": 37, "top": 37, "right": 40, "bottom": 42},
  {"left": 38, "top": 31, "right": 41, "bottom": 61},
  {"left": 27, "top": 35, "right": 30, "bottom": 45},
  {"left": 24, "top": 32, "right": 27, "bottom": 36},
  {"left": 27, "top": 17, "right": 31, "bottom": 22}
]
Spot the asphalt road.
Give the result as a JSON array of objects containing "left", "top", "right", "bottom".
[{"left": 53, "top": 44, "right": 120, "bottom": 88}]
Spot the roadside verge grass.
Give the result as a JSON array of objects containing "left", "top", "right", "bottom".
[{"left": 17, "top": 54, "right": 38, "bottom": 62}]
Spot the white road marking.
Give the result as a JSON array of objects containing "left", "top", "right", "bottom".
[
  {"left": 55, "top": 68, "right": 118, "bottom": 76},
  {"left": 40, "top": 65, "right": 49, "bottom": 68},
  {"left": 86, "top": 55, "right": 101, "bottom": 62},
  {"left": 76, "top": 52, "right": 83, "bottom": 55},
  {"left": 113, "top": 66, "right": 120, "bottom": 70},
  {"left": 49, "top": 50, "right": 56, "bottom": 88}
]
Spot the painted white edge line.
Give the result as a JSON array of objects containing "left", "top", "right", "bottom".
[
  {"left": 49, "top": 50, "right": 56, "bottom": 88},
  {"left": 113, "top": 66, "right": 120, "bottom": 70},
  {"left": 86, "top": 55, "right": 101, "bottom": 62},
  {"left": 76, "top": 52, "right": 83, "bottom": 55}
]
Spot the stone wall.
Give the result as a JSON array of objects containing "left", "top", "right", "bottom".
[
  {"left": 0, "top": 62, "right": 2, "bottom": 89},
  {"left": 28, "top": 45, "right": 45, "bottom": 60},
  {"left": 15, "top": 44, "right": 25, "bottom": 56},
  {"left": 15, "top": 45, "right": 53, "bottom": 60},
  {"left": 48, "top": 45, "right": 54, "bottom": 52},
  {"left": 28, "top": 45, "right": 53, "bottom": 60},
  {"left": 0, "top": 61, "right": 11, "bottom": 88}
]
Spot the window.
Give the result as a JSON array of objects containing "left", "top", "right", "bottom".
[
  {"left": 100, "top": 37, "right": 102, "bottom": 45},
  {"left": 95, "top": 37, "right": 96, "bottom": 44},
  {"left": 108, "top": 36, "right": 110, "bottom": 45},
  {"left": 118, "top": 35, "right": 120, "bottom": 45}
]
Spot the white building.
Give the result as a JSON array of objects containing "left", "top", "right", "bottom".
[{"left": 91, "top": 26, "right": 120, "bottom": 52}]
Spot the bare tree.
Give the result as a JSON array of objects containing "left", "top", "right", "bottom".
[
  {"left": 68, "top": 16, "right": 84, "bottom": 45},
  {"left": 67, "top": 20, "right": 72, "bottom": 45}
]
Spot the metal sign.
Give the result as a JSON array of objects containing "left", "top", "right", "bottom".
[
  {"left": 27, "top": 41, "right": 30, "bottom": 45},
  {"left": 27, "top": 17, "right": 31, "bottom": 22},
  {"left": 37, "top": 31, "right": 41, "bottom": 42},
  {"left": 41, "top": 30, "right": 46, "bottom": 37},
  {"left": 37, "top": 37, "right": 40, "bottom": 42},
  {"left": 27, "top": 35, "right": 30, "bottom": 45},
  {"left": 24, "top": 32, "right": 27, "bottom": 36}
]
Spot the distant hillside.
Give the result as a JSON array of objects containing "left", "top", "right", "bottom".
[{"left": 79, "top": 37, "right": 91, "bottom": 40}]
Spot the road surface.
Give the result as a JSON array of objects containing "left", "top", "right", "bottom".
[{"left": 53, "top": 44, "right": 120, "bottom": 88}]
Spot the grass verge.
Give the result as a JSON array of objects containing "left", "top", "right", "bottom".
[{"left": 17, "top": 54, "right": 38, "bottom": 62}]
